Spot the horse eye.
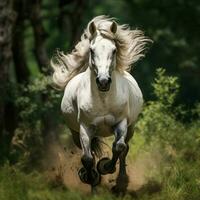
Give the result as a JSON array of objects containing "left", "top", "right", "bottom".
[{"left": 113, "top": 49, "right": 116, "bottom": 55}]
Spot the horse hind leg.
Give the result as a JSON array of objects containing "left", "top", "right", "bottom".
[
  {"left": 112, "top": 126, "right": 134, "bottom": 195},
  {"left": 111, "top": 144, "right": 129, "bottom": 195}
]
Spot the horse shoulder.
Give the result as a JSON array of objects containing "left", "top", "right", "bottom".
[
  {"left": 61, "top": 73, "right": 84, "bottom": 114},
  {"left": 121, "top": 72, "right": 143, "bottom": 123}
]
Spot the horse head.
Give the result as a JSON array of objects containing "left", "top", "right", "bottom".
[{"left": 88, "top": 21, "right": 117, "bottom": 92}]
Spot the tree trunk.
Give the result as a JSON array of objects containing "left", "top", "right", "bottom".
[
  {"left": 29, "top": 0, "right": 49, "bottom": 71},
  {"left": 58, "top": 0, "right": 87, "bottom": 48},
  {"left": 0, "top": 0, "right": 16, "bottom": 161},
  {"left": 12, "top": 0, "right": 30, "bottom": 83}
]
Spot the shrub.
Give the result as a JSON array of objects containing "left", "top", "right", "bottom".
[
  {"left": 11, "top": 74, "right": 63, "bottom": 168},
  {"left": 132, "top": 68, "right": 200, "bottom": 200}
]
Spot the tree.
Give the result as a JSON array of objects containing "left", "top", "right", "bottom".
[{"left": 0, "top": 0, "right": 16, "bottom": 160}]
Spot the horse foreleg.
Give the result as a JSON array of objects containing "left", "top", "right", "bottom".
[
  {"left": 80, "top": 124, "right": 94, "bottom": 169},
  {"left": 78, "top": 124, "right": 100, "bottom": 186},
  {"left": 70, "top": 129, "right": 81, "bottom": 149},
  {"left": 97, "top": 119, "right": 128, "bottom": 175}
]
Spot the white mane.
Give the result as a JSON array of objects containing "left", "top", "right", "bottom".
[{"left": 51, "top": 15, "right": 152, "bottom": 89}]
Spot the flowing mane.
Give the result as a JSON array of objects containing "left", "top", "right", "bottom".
[{"left": 51, "top": 15, "right": 152, "bottom": 89}]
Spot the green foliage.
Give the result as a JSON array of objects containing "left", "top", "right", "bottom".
[
  {"left": 15, "top": 74, "right": 61, "bottom": 123},
  {"left": 137, "top": 68, "right": 181, "bottom": 143},
  {"left": 152, "top": 68, "right": 179, "bottom": 107},
  {"left": 11, "top": 74, "right": 63, "bottom": 168},
  {"left": 137, "top": 68, "right": 200, "bottom": 155},
  {"left": 133, "top": 68, "right": 200, "bottom": 199}
]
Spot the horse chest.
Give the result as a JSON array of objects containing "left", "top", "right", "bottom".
[{"left": 78, "top": 93, "right": 127, "bottom": 126}]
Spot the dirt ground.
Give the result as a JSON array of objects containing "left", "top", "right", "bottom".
[{"left": 43, "top": 136, "right": 162, "bottom": 194}]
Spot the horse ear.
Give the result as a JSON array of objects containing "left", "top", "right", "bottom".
[
  {"left": 89, "top": 21, "right": 96, "bottom": 36},
  {"left": 110, "top": 21, "right": 117, "bottom": 34}
]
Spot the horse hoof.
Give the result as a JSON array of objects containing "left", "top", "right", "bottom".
[
  {"left": 90, "top": 168, "right": 101, "bottom": 186},
  {"left": 97, "top": 157, "right": 116, "bottom": 175},
  {"left": 78, "top": 167, "right": 88, "bottom": 184},
  {"left": 78, "top": 167, "right": 101, "bottom": 186},
  {"left": 111, "top": 185, "right": 126, "bottom": 196}
]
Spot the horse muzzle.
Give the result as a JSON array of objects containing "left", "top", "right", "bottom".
[{"left": 96, "top": 76, "right": 112, "bottom": 92}]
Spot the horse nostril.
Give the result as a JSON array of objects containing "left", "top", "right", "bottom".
[
  {"left": 96, "top": 77, "right": 111, "bottom": 87},
  {"left": 96, "top": 77, "right": 100, "bottom": 85},
  {"left": 108, "top": 77, "right": 112, "bottom": 84}
]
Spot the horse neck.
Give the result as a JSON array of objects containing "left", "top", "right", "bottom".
[{"left": 87, "top": 68, "right": 117, "bottom": 98}]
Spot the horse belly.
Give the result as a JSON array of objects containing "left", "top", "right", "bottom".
[{"left": 92, "top": 115, "right": 116, "bottom": 137}]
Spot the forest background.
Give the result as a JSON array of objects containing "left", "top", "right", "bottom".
[{"left": 0, "top": 1, "right": 200, "bottom": 200}]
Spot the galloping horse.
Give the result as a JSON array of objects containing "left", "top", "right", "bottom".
[{"left": 51, "top": 16, "right": 151, "bottom": 192}]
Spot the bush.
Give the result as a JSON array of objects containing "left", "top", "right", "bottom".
[
  {"left": 132, "top": 68, "right": 200, "bottom": 200},
  {"left": 10, "top": 74, "right": 63, "bottom": 169}
]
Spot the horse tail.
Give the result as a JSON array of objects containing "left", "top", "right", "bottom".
[{"left": 91, "top": 137, "right": 103, "bottom": 158}]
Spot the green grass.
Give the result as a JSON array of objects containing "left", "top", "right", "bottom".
[{"left": 0, "top": 164, "right": 125, "bottom": 200}]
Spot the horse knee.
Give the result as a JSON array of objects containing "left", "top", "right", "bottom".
[
  {"left": 125, "top": 127, "right": 134, "bottom": 143},
  {"left": 116, "top": 141, "right": 127, "bottom": 152},
  {"left": 81, "top": 154, "right": 94, "bottom": 169}
]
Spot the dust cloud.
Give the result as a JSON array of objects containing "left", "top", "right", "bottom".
[{"left": 43, "top": 136, "right": 162, "bottom": 194}]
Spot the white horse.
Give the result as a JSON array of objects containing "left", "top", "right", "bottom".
[{"left": 51, "top": 16, "right": 151, "bottom": 192}]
